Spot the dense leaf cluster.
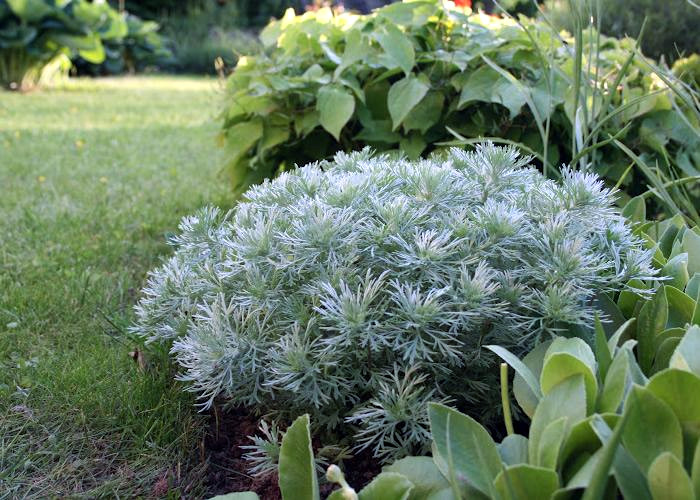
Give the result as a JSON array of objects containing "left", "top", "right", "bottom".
[
  {"left": 0, "top": 0, "right": 168, "bottom": 87},
  {"left": 220, "top": 1, "right": 700, "bottom": 203},
  {"left": 132, "top": 145, "right": 653, "bottom": 459},
  {"left": 75, "top": 12, "right": 172, "bottom": 75}
]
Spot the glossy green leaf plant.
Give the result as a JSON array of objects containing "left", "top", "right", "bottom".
[
  {"left": 0, "top": 0, "right": 165, "bottom": 89},
  {"left": 132, "top": 145, "right": 653, "bottom": 460},
  {"left": 609, "top": 204, "right": 700, "bottom": 377},
  {"left": 225, "top": 323, "right": 700, "bottom": 499},
  {"left": 219, "top": 0, "right": 700, "bottom": 219}
]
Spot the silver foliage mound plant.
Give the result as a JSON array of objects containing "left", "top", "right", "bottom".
[{"left": 132, "top": 144, "right": 654, "bottom": 460}]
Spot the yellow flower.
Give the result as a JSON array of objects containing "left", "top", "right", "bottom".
[
  {"left": 37, "top": 176, "right": 46, "bottom": 183},
  {"left": 99, "top": 177, "right": 108, "bottom": 183},
  {"left": 75, "top": 139, "right": 85, "bottom": 149}
]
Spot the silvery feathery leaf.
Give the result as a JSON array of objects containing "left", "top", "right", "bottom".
[{"left": 131, "top": 144, "right": 655, "bottom": 460}]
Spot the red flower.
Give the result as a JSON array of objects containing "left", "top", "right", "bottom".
[{"left": 454, "top": 0, "right": 472, "bottom": 6}]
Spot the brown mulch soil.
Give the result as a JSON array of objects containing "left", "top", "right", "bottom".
[{"left": 201, "top": 406, "right": 382, "bottom": 499}]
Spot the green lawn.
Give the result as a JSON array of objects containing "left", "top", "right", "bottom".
[{"left": 0, "top": 76, "right": 231, "bottom": 498}]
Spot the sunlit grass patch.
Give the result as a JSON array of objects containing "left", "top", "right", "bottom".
[{"left": 0, "top": 76, "right": 230, "bottom": 497}]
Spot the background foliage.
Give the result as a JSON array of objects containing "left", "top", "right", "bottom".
[
  {"left": 0, "top": 0, "right": 170, "bottom": 88},
  {"left": 219, "top": 1, "right": 700, "bottom": 221},
  {"left": 545, "top": 0, "right": 700, "bottom": 63}
]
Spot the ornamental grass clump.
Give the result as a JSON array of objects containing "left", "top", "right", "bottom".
[{"left": 132, "top": 144, "right": 654, "bottom": 460}]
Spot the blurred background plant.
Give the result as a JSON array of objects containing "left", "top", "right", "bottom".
[
  {"left": 74, "top": 12, "right": 173, "bottom": 75},
  {"left": 542, "top": 0, "right": 700, "bottom": 63},
  {"left": 216, "top": 0, "right": 700, "bottom": 223},
  {"left": 0, "top": 0, "right": 173, "bottom": 88},
  {"left": 157, "top": 1, "right": 259, "bottom": 75},
  {"left": 0, "top": 0, "right": 125, "bottom": 89}
]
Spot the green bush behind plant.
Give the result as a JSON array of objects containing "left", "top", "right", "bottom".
[
  {"left": 0, "top": 0, "right": 125, "bottom": 89},
  {"left": 75, "top": 12, "right": 173, "bottom": 75},
  {"left": 0, "top": 0, "right": 170, "bottom": 87},
  {"left": 219, "top": 0, "right": 700, "bottom": 220}
]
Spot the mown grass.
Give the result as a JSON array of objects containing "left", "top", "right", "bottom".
[{"left": 0, "top": 76, "right": 230, "bottom": 498}]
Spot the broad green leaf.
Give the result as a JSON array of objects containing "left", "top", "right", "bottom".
[
  {"left": 659, "top": 218, "right": 685, "bottom": 258},
  {"left": 595, "top": 315, "right": 613, "bottom": 381},
  {"left": 294, "top": 110, "right": 320, "bottom": 138},
  {"left": 594, "top": 293, "right": 627, "bottom": 337},
  {"left": 637, "top": 287, "right": 669, "bottom": 373},
  {"left": 618, "top": 279, "right": 648, "bottom": 318},
  {"left": 665, "top": 286, "right": 695, "bottom": 329},
  {"left": 226, "top": 119, "right": 263, "bottom": 164},
  {"left": 540, "top": 338, "right": 597, "bottom": 413},
  {"left": 226, "top": 95, "right": 276, "bottom": 122},
  {"left": 537, "top": 417, "right": 568, "bottom": 468},
  {"left": 493, "top": 464, "right": 559, "bottom": 500},
  {"left": 663, "top": 254, "right": 691, "bottom": 291},
  {"left": 654, "top": 328, "right": 688, "bottom": 351},
  {"left": 399, "top": 133, "right": 427, "bottom": 160},
  {"left": 375, "top": 24, "right": 415, "bottom": 76},
  {"left": 317, "top": 86, "right": 355, "bottom": 141},
  {"left": 358, "top": 472, "right": 414, "bottom": 500},
  {"left": 278, "top": 414, "right": 319, "bottom": 500},
  {"left": 261, "top": 117, "right": 290, "bottom": 154},
  {"left": 682, "top": 226, "right": 700, "bottom": 277},
  {"left": 428, "top": 403, "right": 502, "bottom": 497},
  {"left": 487, "top": 344, "right": 543, "bottom": 411},
  {"left": 387, "top": 75, "right": 429, "bottom": 131},
  {"left": 599, "top": 350, "right": 631, "bottom": 413},
  {"left": 582, "top": 414, "right": 629, "bottom": 500},
  {"left": 335, "top": 30, "right": 368, "bottom": 79},
  {"left": 622, "top": 386, "right": 683, "bottom": 472},
  {"left": 498, "top": 434, "right": 529, "bottom": 466},
  {"left": 559, "top": 414, "right": 620, "bottom": 473},
  {"left": 529, "top": 375, "right": 587, "bottom": 465},
  {"left": 457, "top": 66, "right": 527, "bottom": 119},
  {"left": 653, "top": 337, "right": 684, "bottom": 374},
  {"left": 402, "top": 91, "right": 444, "bottom": 134},
  {"left": 608, "top": 318, "right": 637, "bottom": 353},
  {"left": 670, "top": 325, "right": 700, "bottom": 376},
  {"left": 648, "top": 369, "right": 700, "bottom": 461},
  {"left": 384, "top": 457, "right": 449, "bottom": 499},
  {"left": 508, "top": 341, "right": 550, "bottom": 419},
  {"left": 622, "top": 196, "right": 646, "bottom": 225},
  {"left": 686, "top": 273, "right": 700, "bottom": 301},
  {"left": 647, "top": 452, "right": 694, "bottom": 500},
  {"left": 376, "top": 0, "right": 436, "bottom": 25},
  {"left": 588, "top": 416, "right": 653, "bottom": 500}
]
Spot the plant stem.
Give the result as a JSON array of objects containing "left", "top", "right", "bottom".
[{"left": 500, "top": 362, "right": 514, "bottom": 436}]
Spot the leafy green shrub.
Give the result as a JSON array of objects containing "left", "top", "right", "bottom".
[
  {"left": 609, "top": 208, "right": 700, "bottom": 376},
  {"left": 132, "top": 145, "right": 653, "bottom": 460},
  {"left": 220, "top": 1, "right": 700, "bottom": 219},
  {"left": 0, "top": 0, "right": 127, "bottom": 89},
  {"left": 75, "top": 13, "right": 173, "bottom": 75}
]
